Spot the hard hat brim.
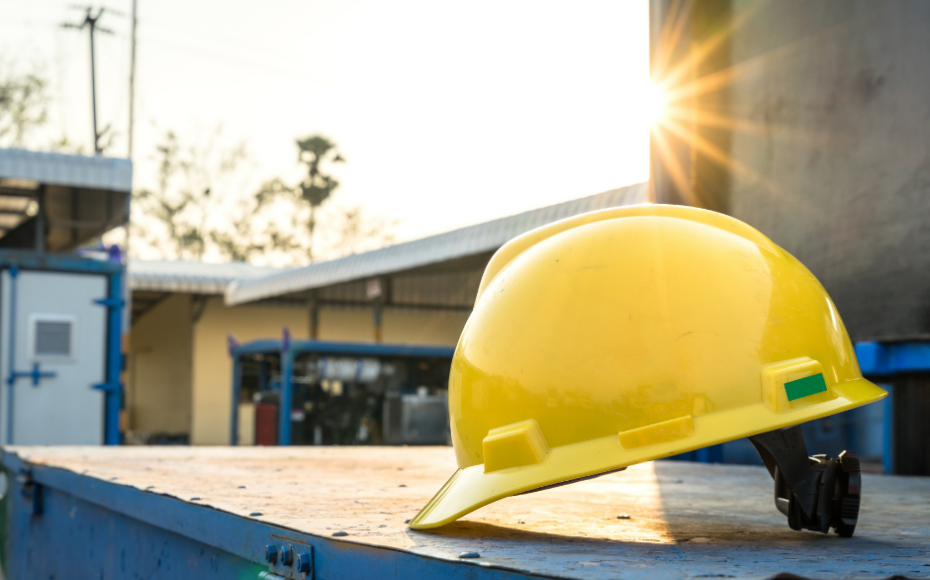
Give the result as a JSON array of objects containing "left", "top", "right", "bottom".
[{"left": 409, "top": 378, "right": 886, "bottom": 529}]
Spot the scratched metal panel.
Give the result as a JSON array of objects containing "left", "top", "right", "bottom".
[{"left": 4, "top": 447, "right": 929, "bottom": 579}]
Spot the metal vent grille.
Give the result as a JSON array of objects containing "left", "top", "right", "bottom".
[{"left": 34, "top": 321, "right": 72, "bottom": 357}]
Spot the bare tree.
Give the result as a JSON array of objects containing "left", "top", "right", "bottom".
[
  {"left": 0, "top": 66, "right": 49, "bottom": 148},
  {"left": 331, "top": 205, "right": 397, "bottom": 257},
  {"left": 132, "top": 131, "right": 396, "bottom": 266},
  {"left": 131, "top": 129, "right": 254, "bottom": 261},
  {"left": 209, "top": 178, "right": 307, "bottom": 262}
]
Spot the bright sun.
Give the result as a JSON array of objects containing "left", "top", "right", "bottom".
[{"left": 645, "top": 83, "right": 667, "bottom": 126}]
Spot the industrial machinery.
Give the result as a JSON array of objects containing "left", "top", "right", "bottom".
[{"left": 228, "top": 330, "right": 455, "bottom": 446}]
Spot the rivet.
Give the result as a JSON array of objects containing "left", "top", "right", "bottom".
[
  {"left": 332, "top": 531, "right": 348, "bottom": 537},
  {"left": 459, "top": 551, "right": 480, "bottom": 559}
]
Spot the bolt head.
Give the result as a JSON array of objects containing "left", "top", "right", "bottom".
[
  {"left": 264, "top": 545, "right": 277, "bottom": 564},
  {"left": 296, "top": 553, "right": 311, "bottom": 573},
  {"left": 280, "top": 544, "right": 294, "bottom": 566}
]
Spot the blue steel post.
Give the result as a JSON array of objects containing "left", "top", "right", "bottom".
[
  {"left": 5, "top": 265, "right": 18, "bottom": 444},
  {"left": 882, "top": 383, "right": 894, "bottom": 474},
  {"left": 279, "top": 329, "right": 293, "bottom": 446},
  {"left": 229, "top": 354, "right": 241, "bottom": 445},
  {"left": 104, "top": 269, "right": 124, "bottom": 445}
]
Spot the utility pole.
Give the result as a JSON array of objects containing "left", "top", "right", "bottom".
[
  {"left": 128, "top": 0, "right": 138, "bottom": 159},
  {"left": 63, "top": 7, "right": 114, "bottom": 156}
]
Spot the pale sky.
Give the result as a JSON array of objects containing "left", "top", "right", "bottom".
[{"left": 1, "top": 0, "right": 650, "bottom": 245}]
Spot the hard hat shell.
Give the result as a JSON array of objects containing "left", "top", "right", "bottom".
[{"left": 410, "top": 204, "right": 886, "bottom": 530}]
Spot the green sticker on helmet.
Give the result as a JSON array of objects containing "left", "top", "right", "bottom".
[{"left": 784, "top": 373, "right": 827, "bottom": 401}]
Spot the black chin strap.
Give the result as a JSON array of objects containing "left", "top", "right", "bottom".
[
  {"left": 749, "top": 425, "right": 861, "bottom": 537},
  {"left": 749, "top": 426, "right": 820, "bottom": 519}
]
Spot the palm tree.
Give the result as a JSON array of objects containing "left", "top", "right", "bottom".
[{"left": 296, "top": 135, "right": 344, "bottom": 260}]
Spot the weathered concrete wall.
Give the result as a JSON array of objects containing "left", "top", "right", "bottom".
[
  {"left": 126, "top": 294, "right": 193, "bottom": 436},
  {"left": 726, "top": 0, "right": 930, "bottom": 341},
  {"left": 652, "top": 0, "right": 930, "bottom": 342}
]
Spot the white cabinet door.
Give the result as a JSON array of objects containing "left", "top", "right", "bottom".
[{"left": 0, "top": 270, "right": 107, "bottom": 445}]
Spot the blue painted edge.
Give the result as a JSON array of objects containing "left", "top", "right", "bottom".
[
  {"left": 856, "top": 341, "right": 930, "bottom": 375},
  {"left": 1, "top": 450, "right": 543, "bottom": 580},
  {"left": 232, "top": 339, "right": 456, "bottom": 359},
  {"left": 279, "top": 348, "right": 294, "bottom": 446},
  {"left": 229, "top": 353, "right": 242, "bottom": 445},
  {"left": 0, "top": 248, "right": 122, "bottom": 274},
  {"left": 103, "top": 268, "right": 124, "bottom": 445}
]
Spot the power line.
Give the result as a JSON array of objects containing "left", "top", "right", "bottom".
[{"left": 137, "top": 34, "right": 340, "bottom": 87}]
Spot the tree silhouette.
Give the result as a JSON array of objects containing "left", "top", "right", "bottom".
[
  {"left": 296, "top": 135, "right": 344, "bottom": 260},
  {"left": 0, "top": 66, "right": 48, "bottom": 148}
]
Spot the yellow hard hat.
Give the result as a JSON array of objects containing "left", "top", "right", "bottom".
[{"left": 411, "top": 204, "right": 886, "bottom": 532}]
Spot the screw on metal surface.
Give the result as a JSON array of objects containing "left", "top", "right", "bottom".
[
  {"left": 280, "top": 544, "right": 294, "bottom": 566},
  {"left": 265, "top": 545, "right": 278, "bottom": 564},
  {"left": 458, "top": 551, "right": 481, "bottom": 559},
  {"left": 17, "top": 470, "right": 43, "bottom": 516},
  {"left": 296, "top": 552, "right": 311, "bottom": 573},
  {"left": 331, "top": 531, "right": 348, "bottom": 537}
]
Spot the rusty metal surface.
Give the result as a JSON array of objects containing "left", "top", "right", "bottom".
[{"left": 6, "top": 446, "right": 930, "bottom": 579}]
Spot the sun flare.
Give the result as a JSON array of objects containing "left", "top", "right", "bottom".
[{"left": 645, "top": 83, "right": 668, "bottom": 126}]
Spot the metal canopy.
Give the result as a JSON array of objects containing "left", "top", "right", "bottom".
[
  {"left": 0, "top": 148, "right": 132, "bottom": 252},
  {"left": 127, "top": 258, "right": 282, "bottom": 324},
  {"left": 129, "top": 259, "right": 280, "bottom": 295},
  {"left": 225, "top": 183, "right": 648, "bottom": 307}
]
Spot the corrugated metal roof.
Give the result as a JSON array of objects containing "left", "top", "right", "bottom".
[
  {"left": 0, "top": 148, "right": 133, "bottom": 192},
  {"left": 225, "top": 183, "right": 648, "bottom": 306},
  {"left": 129, "top": 259, "right": 281, "bottom": 294}
]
